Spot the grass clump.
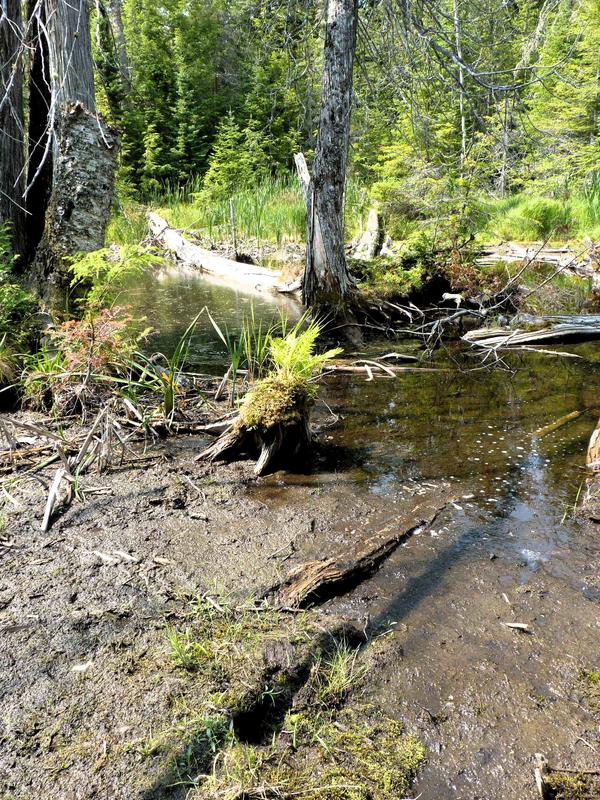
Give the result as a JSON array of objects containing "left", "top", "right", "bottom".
[
  {"left": 482, "top": 189, "right": 600, "bottom": 243},
  {"left": 311, "top": 643, "right": 366, "bottom": 709},
  {"left": 203, "top": 709, "right": 425, "bottom": 800},
  {"left": 154, "top": 600, "right": 425, "bottom": 800}
]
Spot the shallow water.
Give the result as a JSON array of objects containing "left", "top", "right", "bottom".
[
  {"left": 122, "top": 271, "right": 600, "bottom": 594},
  {"left": 121, "top": 271, "right": 600, "bottom": 798},
  {"left": 123, "top": 267, "right": 300, "bottom": 372}
]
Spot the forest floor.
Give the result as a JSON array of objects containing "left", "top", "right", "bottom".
[{"left": 1, "top": 411, "right": 599, "bottom": 800}]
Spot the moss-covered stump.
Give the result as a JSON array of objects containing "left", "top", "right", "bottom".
[
  {"left": 200, "top": 373, "right": 313, "bottom": 475},
  {"left": 200, "top": 323, "right": 341, "bottom": 475}
]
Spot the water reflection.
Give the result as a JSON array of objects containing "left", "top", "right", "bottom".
[{"left": 121, "top": 268, "right": 300, "bottom": 373}]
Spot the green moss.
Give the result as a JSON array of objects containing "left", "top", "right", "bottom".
[
  {"left": 546, "top": 772, "right": 594, "bottom": 800},
  {"left": 582, "top": 670, "right": 600, "bottom": 712},
  {"left": 313, "top": 713, "right": 426, "bottom": 800},
  {"left": 240, "top": 374, "right": 314, "bottom": 431},
  {"left": 353, "top": 253, "right": 426, "bottom": 301}
]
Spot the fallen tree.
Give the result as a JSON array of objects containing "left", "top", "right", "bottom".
[
  {"left": 148, "top": 212, "right": 296, "bottom": 295},
  {"left": 463, "top": 314, "right": 600, "bottom": 349}
]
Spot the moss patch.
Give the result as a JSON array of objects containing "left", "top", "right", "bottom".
[
  {"left": 240, "top": 374, "right": 315, "bottom": 431},
  {"left": 546, "top": 772, "right": 595, "bottom": 800}
]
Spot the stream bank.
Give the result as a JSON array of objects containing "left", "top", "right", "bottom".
[{"left": 1, "top": 271, "right": 600, "bottom": 799}]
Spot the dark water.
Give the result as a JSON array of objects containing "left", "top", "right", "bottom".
[{"left": 122, "top": 270, "right": 600, "bottom": 595}]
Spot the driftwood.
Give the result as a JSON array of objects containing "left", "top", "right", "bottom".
[
  {"left": 464, "top": 314, "right": 600, "bottom": 349},
  {"left": 265, "top": 508, "right": 443, "bottom": 608},
  {"left": 148, "top": 212, "right": 296, "bottom": 295}
]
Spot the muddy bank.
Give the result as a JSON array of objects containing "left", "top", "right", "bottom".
[{"left": 2, "top": 342, "right": 600, "bottom": 799}]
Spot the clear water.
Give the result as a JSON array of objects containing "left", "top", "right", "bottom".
[{"left": 122, "top": 270, "right": 600, "bottom": 598}]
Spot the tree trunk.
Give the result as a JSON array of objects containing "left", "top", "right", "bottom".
[
  {"left": 0, "top": 0, "right": 26, "bottom": 258},
  {"left": 302, "top": 0, "right": 357, "bottom": 310},
  {"left": 46, "top": 0, "right": 96, "bottom": 111},
  {"left": 105, "top": 0, "right": 130, "bottom": 88},
  {"left": 31, "top": 0, "right": 118, "bottom": 288},
  {"left": 25, "top": 0, "right": 53, "bottom": 262}
]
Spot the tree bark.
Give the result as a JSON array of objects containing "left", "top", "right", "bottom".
[
  {"left": 0, "top": 0, "right": 26, "bottom": 258},
  {"left": 25, "top": 0, "right": 53, "bottom": 262},
  {"left": 31, "top": 0, "right": 118, "bottom": 288},
  {"left": 45, "top": 0, "right": 96, "bottom": 111},
  {"left": 302, "top": 0, "right": 357, "bottom": 310},
  {"left": 105, "top": 0, "right": 130, "bottom": 88}
]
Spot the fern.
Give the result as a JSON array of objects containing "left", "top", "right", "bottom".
[
  {"left": 268, "top": 322, "right": 342, "bottom": 381},
  {"left": 69, "top": 245, "right": 163, "bottom": 306}
]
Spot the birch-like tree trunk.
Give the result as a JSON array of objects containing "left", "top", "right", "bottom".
[
  {"left": 0, "top": 0, "right": 26, "bottom": 257},
  {"left": 31, "top": 0, "right": 118, "bottom": 287},
  {"left": 303, "top": 0, "right": 358, "bottom": 309}
]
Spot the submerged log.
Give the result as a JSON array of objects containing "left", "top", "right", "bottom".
[
  {"left": 148, "top": 213, "right": 292, "bottom": 295},
  {"left": 265, "top": 508, "right": 443, "bottom": 608}
]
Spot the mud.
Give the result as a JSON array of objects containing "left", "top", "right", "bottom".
[{"left": 1, "top": 282, "right": 600, "bottom": 799}]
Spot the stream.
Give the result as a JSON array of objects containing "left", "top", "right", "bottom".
[{"left": 123, "top": 269, "right": 600, "bottom": 799}]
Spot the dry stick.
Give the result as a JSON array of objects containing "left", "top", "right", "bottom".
[{"left": 41, "top": 467, "right": 68, "bottom": 533}]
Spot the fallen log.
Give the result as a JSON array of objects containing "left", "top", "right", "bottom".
[
  {"left": 464, "top": 315, "right": 600, "bottom": 348},
  {"left": 148, "top": 212, "right": 297, "bottom": 296},
  {"left": 264, "top": 508, "right": 443, "bottom": 608}
]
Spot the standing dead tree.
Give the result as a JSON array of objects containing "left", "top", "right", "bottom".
[
  {"left": 0, "top": 0, "right": 26, "bottom": 257},
  {"left": 301, "top": 0, "right": 358, "bottom": 312}
]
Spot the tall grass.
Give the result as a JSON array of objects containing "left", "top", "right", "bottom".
[
  {"left": 147, "top": 173, "right": 369, "bottom": 248},
  {"left": 482, "top": 185, "right": 600, "bottom": 242}
]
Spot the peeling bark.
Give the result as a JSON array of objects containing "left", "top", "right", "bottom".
[
  {"left": 30, "top": 0, "right": 118, "bottom": 288},
  {"left": 33, "top": 103, "right": 118, "bottom": 286}
]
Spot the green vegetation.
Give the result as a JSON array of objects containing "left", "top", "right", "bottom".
[
  {"left": 482, "top": 191, "right": 600, "bottom": 243},
  {"left": 582, "top": 670, "right": 600, "bottom": 712},
  {"left": 144, "top": 594, "right": 425, "bottom": 799},
  {"left": 0, "top": 224, "right": 40, "bottom": 389},
  {"left": 68, "top": 245, "right": 163, "bottom": 307},
  {"left": 238, "top": 322, "right": 341, "bottom": 432},
  {"left": 545, "top": 772, "right": 595, "bottom": 800}
]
